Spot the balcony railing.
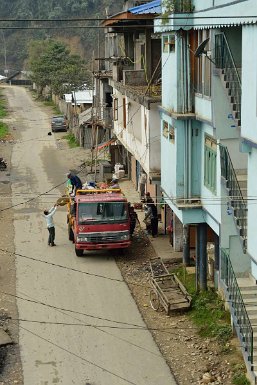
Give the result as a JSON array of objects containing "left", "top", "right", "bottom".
[
  {"left": 219, "top": 144, "right": 247, "bottom": 248},
  {"left": 221, "top": 248, "right": 253, "bottom": 367}
]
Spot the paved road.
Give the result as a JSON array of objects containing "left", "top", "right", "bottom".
[{"left": 6, "top": 86, "right": 177, "bottom": 385}]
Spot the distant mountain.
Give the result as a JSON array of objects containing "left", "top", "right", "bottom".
[{"left": 0, "top": 0, "right": 123, "bottom": 72}]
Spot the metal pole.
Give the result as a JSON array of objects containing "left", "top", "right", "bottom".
[
  {"left": 94, "top": 125, "right": 99, "bottom": 182},
  {"left": 183, "top": 225, "right": 190, "bottom": 266},
  {"left": 214, "top": 233, "right": 219, "bottom": 271},
  {"left": 199, "top": 223, "right": 207, "bottom": 291}
]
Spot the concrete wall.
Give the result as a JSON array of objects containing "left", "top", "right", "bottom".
[
  {"left": 162, "top": 37, "right": 177, "bottom": 111},
  {"left": 195, "top": 96, "right": 212, "bottom": 122},
  {"left": 247, "top": 148, "right": 257, "bottom": 276},
  {"left": 123, "top": 70, "right": 146, "bottom": 86},
  {"left": 112, "top": 89, "right": 160, "bottom": 175},
  {"left": 193, "top": 0, "right": 248, "bottom": 12},
  {"left": 241, "top": 25, "right": 257, "bottom": 144},
  {"left": 212, "top": 73, "right": 239, "bottom": 140},
  {"left": 161, "top": 112, "right": 176, "bottom": 198},
  {"left": 149, "top": 104, "right": 161, "bottom": 171}
]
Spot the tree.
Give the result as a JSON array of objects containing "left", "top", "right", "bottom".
[{"left": 28, "top": 39, "right": 91, "bottom": 96}]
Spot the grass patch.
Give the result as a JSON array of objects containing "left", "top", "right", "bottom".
[
  {"left": 232, "top": 364, "right": 251, "bottom": 385},
  {"left": 0, "top": 121, "right": 9, "bottom": 139},
  {"left": 63, "top": 133, "right": 79, "bottom": 148},
  {"left": 0, "top": 96, "right": 7, "bottom": 118},
  {"left": 173, "top": 266, "right": 232, "bottom": 344},
  {"left": 43, "top": 100, "right": 61, "bottom": 115}
]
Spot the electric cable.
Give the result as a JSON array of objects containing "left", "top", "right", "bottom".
[
  {"left": 19, "top": 324, "right": 139, "bottom": 385},
  {"left": 2, "top": 290, "right": 150, "bottom": 329}
]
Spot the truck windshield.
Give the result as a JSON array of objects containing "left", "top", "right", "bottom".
[{"left": 78, "top": 202, "right": 128, "bottom": 224}]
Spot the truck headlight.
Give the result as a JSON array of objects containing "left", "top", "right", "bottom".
[
  {"left": 77, "top": 235, "right": 88, "bottom": 243},
  {"left": 120, "top": 231, "right": 130, "bottom": 241}
]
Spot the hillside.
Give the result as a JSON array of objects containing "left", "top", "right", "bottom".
[{"left": 0, "top": 0, "right": 123, "bottom": 72}]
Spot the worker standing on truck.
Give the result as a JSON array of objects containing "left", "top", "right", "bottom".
[
  {"left": 66, "top": 172, "right": 82, "bottom": 195},
  {"left": 44, "top": 204, "right": 58, "bottom": 246}
]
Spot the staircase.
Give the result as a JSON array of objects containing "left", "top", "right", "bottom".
[
  {"left": 221, "top": 250, "right": 256, "bottom": 382},
  {"left": 238, "top": 277, "right": 257, "bottom": 377},
  {"left": 215, "top": 33, "right": 241, "bottom": 129},
  {"left": 220, "top": 145, "right": 247, "bottom": 252}
]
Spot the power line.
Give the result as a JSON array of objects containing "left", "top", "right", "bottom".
[
  {"left": 0, "top": 248, "right": 125, "bottom": 283},
  {"left": 0, "top": 22, "right": 254, "bottom": 30},
  {"left": 19, "top": 325, "right": 139, "bottom": 385},
  {"left": 2, "top": 290, "right": 149, "bottom": 329},
  {"left": 0, "top": 15, "right": 256, "bottom": 22}
]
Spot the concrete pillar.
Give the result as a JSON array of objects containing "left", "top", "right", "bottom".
[
  {"left": 199, "top": 223, "right": 208, "bottom": 291},
  {"left": 214, "top": 233, "right": 219, "bottom": 271},
  {"left": 145, "top": 28, "right": 152, "bottom": 82},
  {"left": 195, "top": 225, "right": 200, "bottom": 291},
  {"left": 183, "top": 225, "right": 190, "bottom": 266},
  {"left": 173, "top": 214, "right": 183, "bottom": 251}
]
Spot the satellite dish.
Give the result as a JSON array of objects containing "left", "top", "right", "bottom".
[{"left": 194, "top": 38, "right": 210, "bottom": 58}]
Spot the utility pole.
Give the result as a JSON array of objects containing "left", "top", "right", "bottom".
[{"left": 1, "top": 30, "right": 7, "bottom": 75}]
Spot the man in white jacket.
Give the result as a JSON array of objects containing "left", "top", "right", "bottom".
[{"left": 44, "top": 204, "right": 58, "bottom": 246}]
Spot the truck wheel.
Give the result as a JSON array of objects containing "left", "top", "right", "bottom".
[
  {"left": 68, "top": 224, "right": 74, "bottom": 242},
  {"left": 75, "top": 247, "right": 84, "bottom": 257}
]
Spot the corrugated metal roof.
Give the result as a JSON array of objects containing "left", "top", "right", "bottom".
[
  {"left": 129, "top": 0, "right": 161, "bottom": 15},
  {"left": 64, "top": 90, "right": 93, "bottom": 105}
]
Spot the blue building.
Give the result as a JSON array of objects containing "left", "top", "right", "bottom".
[{"left": 156, "top": 0, "right": 257, "bottom": 379}]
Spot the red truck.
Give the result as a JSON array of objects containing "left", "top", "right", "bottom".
[{"left": 67, "top": 188, "right": 131, "bottom": 256}]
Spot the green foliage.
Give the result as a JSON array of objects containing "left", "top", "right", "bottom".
[
  {"left": 189, "top": 290, "right": 232, "bottom": 343},
  {"left": 232, "top": 364, "right": 251, "bottom": 385},
  {"left": 0, "top": 0, "right": 121, "bottom": 69},
  {"left": 162, "top": 0, "right": 194, "bottom": 21},
  {"left": 28, "top": 39, "right": 90, "bottom": 96},
  {"left": 173, "top": 267, "right": 232, "bottom": 345},
  {"left": 0, "top": 122, "right": 9, "bottom": 139},
  {"left": 63, "top": 133, "right": 79, "bottom": 148},
  {"left": 0, "top": 97, "right": 7, "bottom": 118}
]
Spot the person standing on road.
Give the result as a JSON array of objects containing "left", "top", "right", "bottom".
[{"left": 44, "top": 204, "right": 58, "bottom": 246}]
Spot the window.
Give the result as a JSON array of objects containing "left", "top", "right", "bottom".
[
  {"left": 162, "top": 120, "right": 169, "bottom": 138},
  {"left": 169, "top": 126, "right": 175, "bottom": 143},
  {"left": 194, "top": 30, "right": 211, "bottom": 97},
  {"left": 113, "top": 98, "right": 118, "bottom": 121},
  {"left": 163, "top": 34, "right": 175, "bottom": 53},
  {"left": 163, "top": 120, "right": 175, "bottom": 142},
  {"left": 204, "top": 136, "right": 217, "bottom": 193}
]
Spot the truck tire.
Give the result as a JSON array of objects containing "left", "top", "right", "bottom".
[
  {"left": 75, "top": 247, "right": 84, "bottom": 257},
  {"left": 68, "top": 224, "right": 74, "bottom": 242}
]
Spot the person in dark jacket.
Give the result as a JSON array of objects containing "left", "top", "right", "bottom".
[
  {"left": 144, "top": 202, "right": 158, "bottom": 237},
  {"left": 67, "top": 172, "right": 82, "bottom": 194},
  {"left": 129, "top": 205, "right": 138, "bottom": 236}
]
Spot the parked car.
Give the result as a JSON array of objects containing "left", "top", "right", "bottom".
[{"left": 51, "top": 115, "right": 68, "bottom": 132}]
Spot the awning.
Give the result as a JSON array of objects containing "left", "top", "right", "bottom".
[{"left": 97, "top": 138, "right": 116, "bottom": 151}]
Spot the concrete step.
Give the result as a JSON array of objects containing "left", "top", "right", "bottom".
[
  {"left": 244, "top": 306, "right": 257, "bottom": 316},
  {"left": 241, "top": 290, "right": 257, "bottom": 298},
  {"left": 242, "top": 298, "right": 257, "bottom": 305},
  {"left": 238, "top": 277, "right": 257, "bottom": 288}
]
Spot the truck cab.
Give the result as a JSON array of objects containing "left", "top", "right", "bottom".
[{"left": 67, "top": 189, "right": 131, "bottom": 256}]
